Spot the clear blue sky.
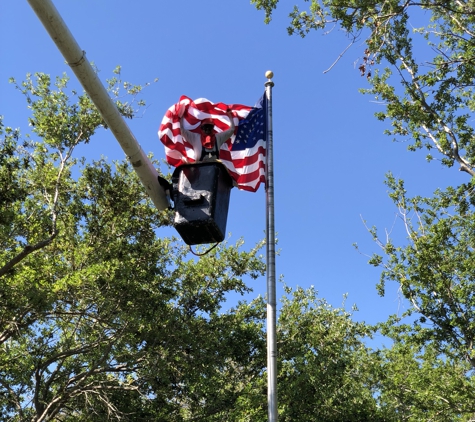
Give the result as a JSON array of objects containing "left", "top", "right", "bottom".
[{"left": 1, "top": 0, "right": 466, "bottom": 346}]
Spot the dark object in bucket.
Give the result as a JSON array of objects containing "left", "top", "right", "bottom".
[{"left": 172, "top": 162, "right": 233, "bottom": 245}]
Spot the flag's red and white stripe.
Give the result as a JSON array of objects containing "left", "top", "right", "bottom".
[{"left": 158, "top": 95, "right": 266, "bottom": 192}]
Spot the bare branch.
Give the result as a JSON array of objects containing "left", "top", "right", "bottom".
[{"left": 323, "top": 36, "right": 358, "bottom": 73}]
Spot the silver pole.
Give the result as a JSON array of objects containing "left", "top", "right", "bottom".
[
  {"left": 27, "top": 0, "right": 169, "bottom": 211},
  {"left": 265, "top": 71, "right": 278, "bottom": 422}
]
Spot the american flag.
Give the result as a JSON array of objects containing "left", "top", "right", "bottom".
[{"left": 158, "top": 95, "right": 266, "bottom": 192}]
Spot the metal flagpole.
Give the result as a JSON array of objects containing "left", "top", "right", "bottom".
[{"left": 265, "top": 71, "right": 278, "bottom": 422}]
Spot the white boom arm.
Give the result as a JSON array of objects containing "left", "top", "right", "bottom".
[{"left": 27, "top": 0, "right": 169, "bottom": 211}]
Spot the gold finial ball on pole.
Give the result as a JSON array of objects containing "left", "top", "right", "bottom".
[{"left": 265, "top": 70, "right": 274, "bottom": 79}]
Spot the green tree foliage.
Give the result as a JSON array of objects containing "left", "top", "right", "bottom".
[
  {"left": 276, "top": 287, "right": 384, "bottom": 421},
  {"left": 377, "top": 333, "right": 475, "bottom": 421},
  {"left": 252, "top": 0, "right": 475, "bottom": 172},
  {"left": 251, "top": 0, "right": 475, "bottom": 419},
  {"left": 368, "top": 177, "right": 475, "bottom": 421},
  {"left": 0, "top": 71, "right": 267, "bottom": 421},
  {"left": 227, "top": 287, "right": 389, "bottom": 421}
]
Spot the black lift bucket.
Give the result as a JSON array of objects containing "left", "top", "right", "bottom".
[{"left": 172, "top": 162, "right": 233, "bottom": 245}]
